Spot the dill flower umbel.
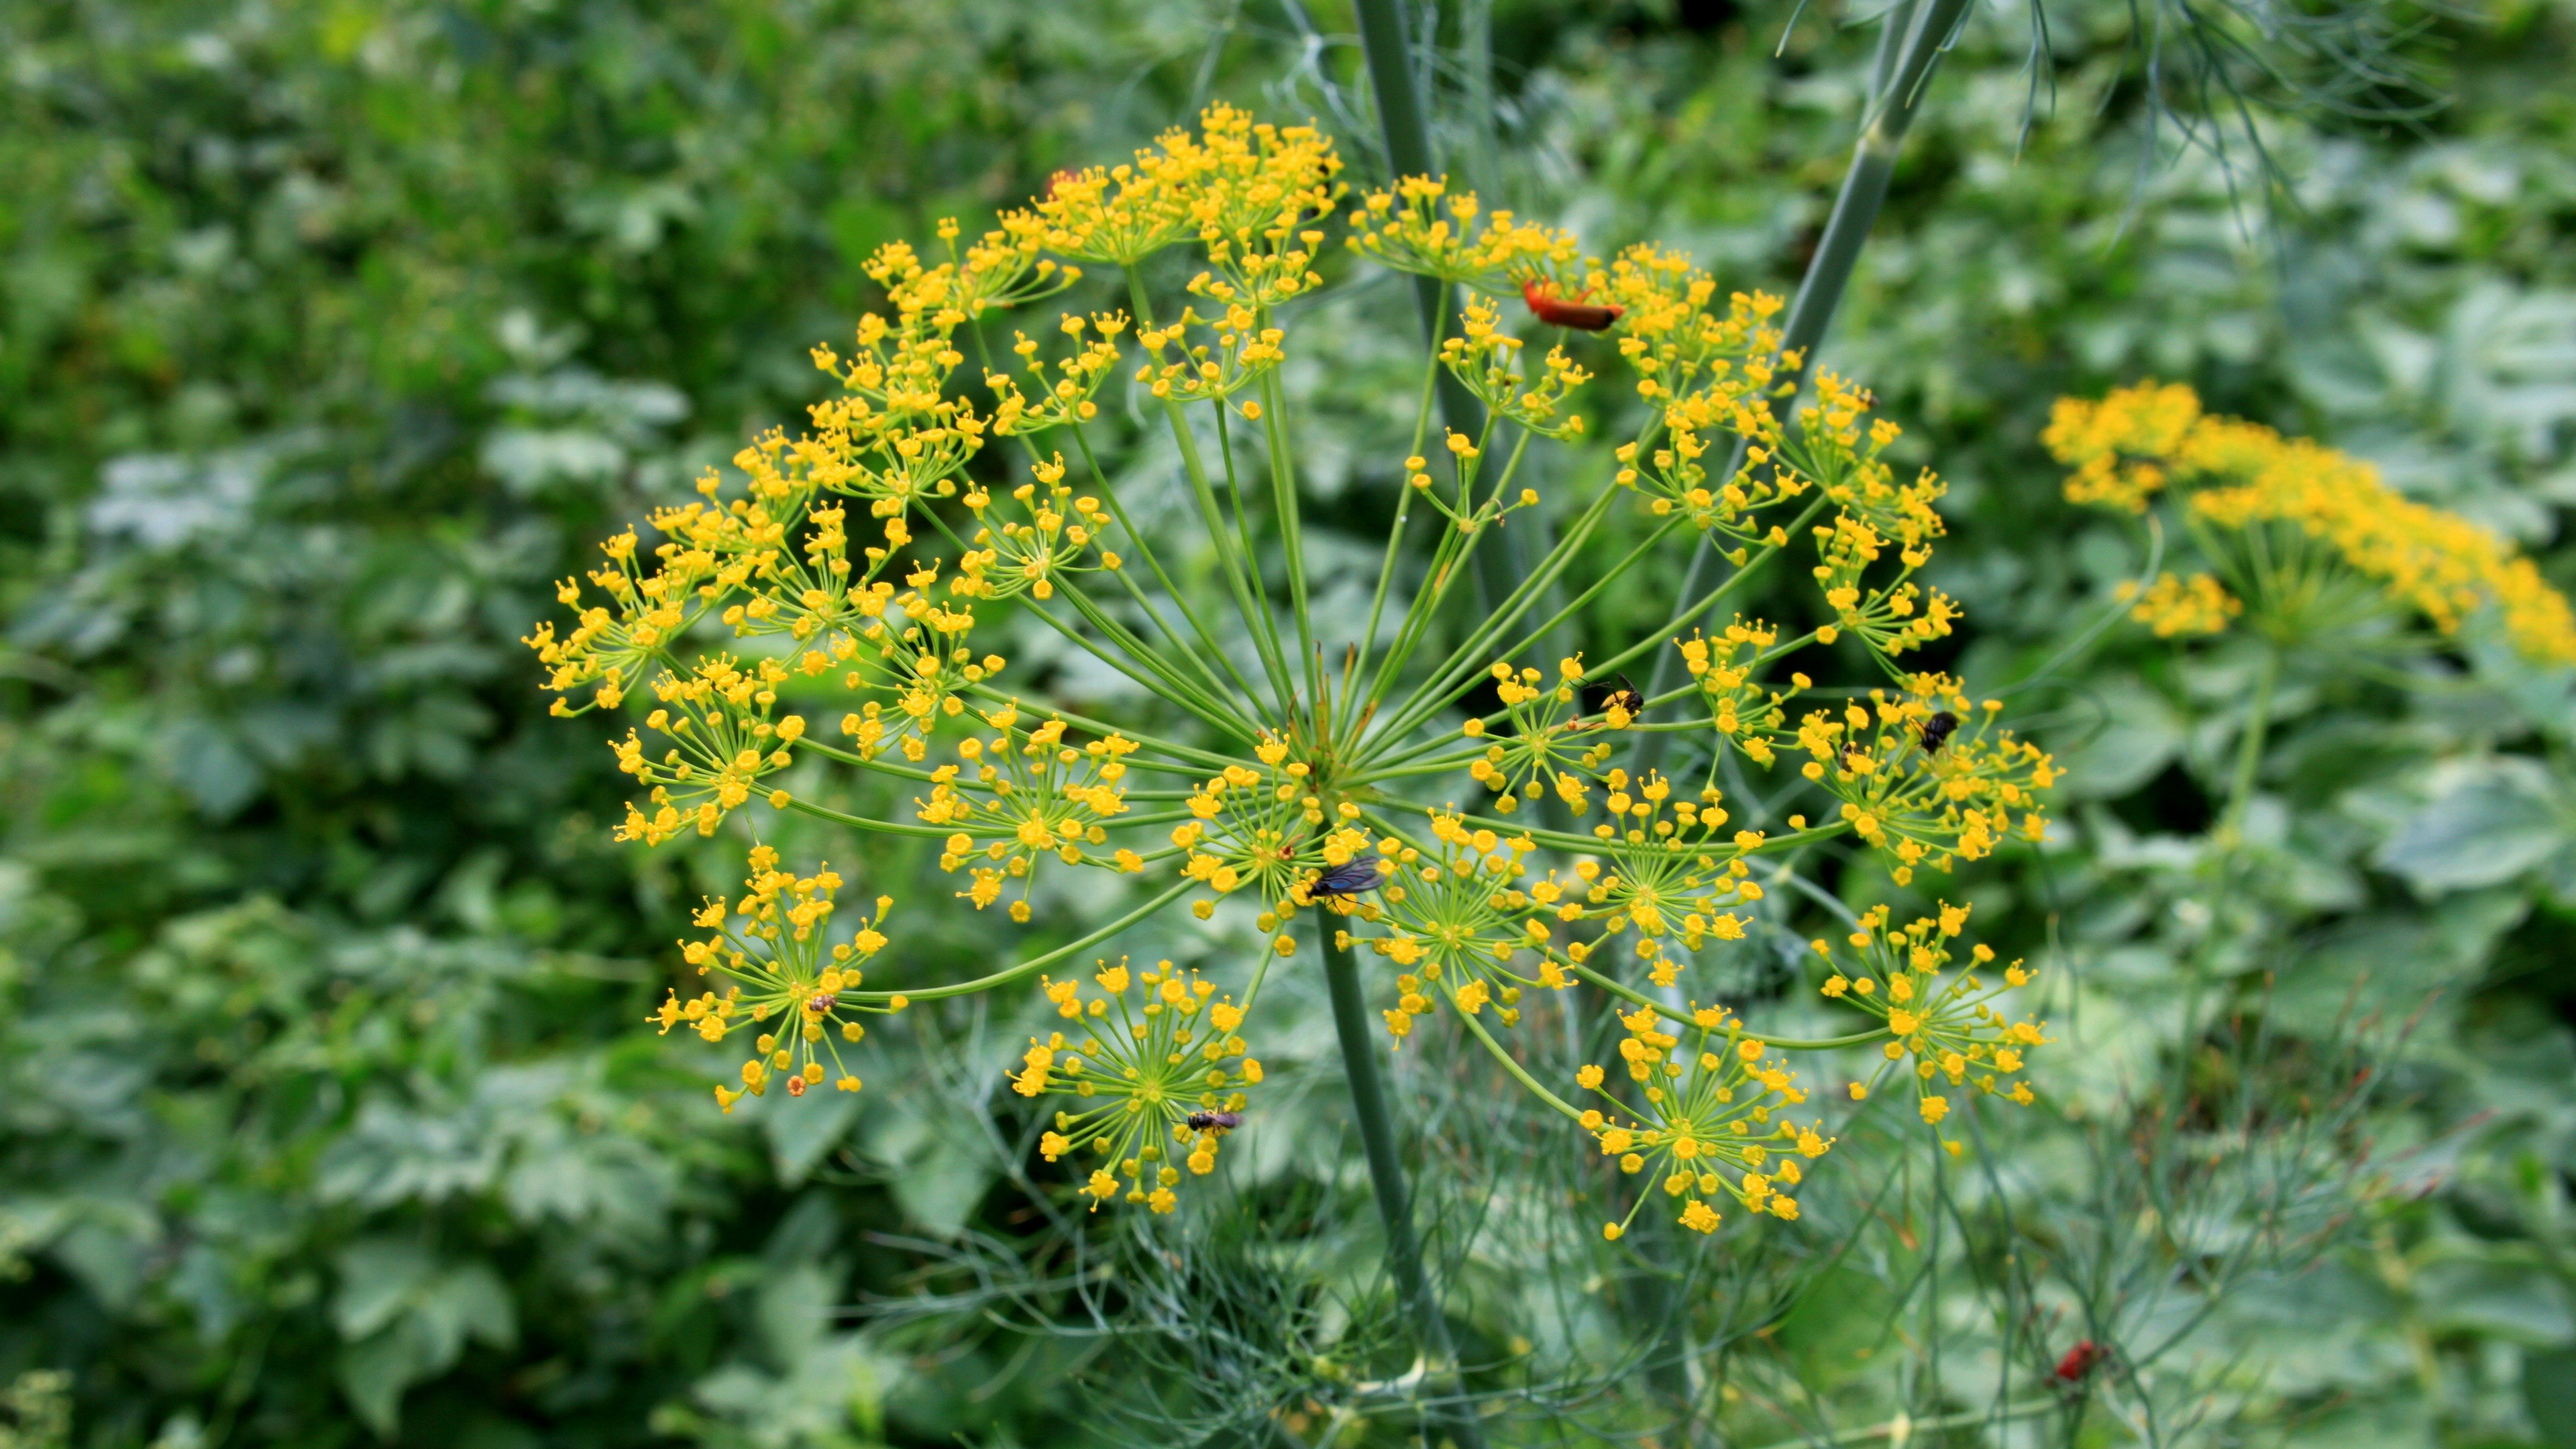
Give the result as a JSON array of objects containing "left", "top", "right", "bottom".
[
  {"left": 1576, "top": 1004, "right": 1833, "bottom": 1239},
  {"left": 653, "top": 845, "right": 904, "bottom": 1112},
  {"left": 1015, "top": 959, "right": 1262, "bottom": 1213},
  {"left": 2118, "top": 571, "right": 2242, "bottom": 637},
  {"left": 1813, "top": 902, "right": 2050, "bottom": 1116},
  {"left": 537, "top": 104, "right": 2064, "bottom": 1228},
  {"left": 2047, "top": 382, "right": 2576, "bottom": 663}
]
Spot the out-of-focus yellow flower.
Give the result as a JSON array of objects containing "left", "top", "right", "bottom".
[
  {"left": 2118, "top": 571, "right": 2242, "bottom": 637},
  {"left": 2050, "top": 381, "right": 2576, "bottom": 663}
]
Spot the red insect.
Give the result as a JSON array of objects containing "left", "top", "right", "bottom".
[
  {"left": 1521, "top": 278, "right": 1623, "bottom": 332},
  {"left": 2055, "top": 1339, "right": 2103, "bottom": 1383}
]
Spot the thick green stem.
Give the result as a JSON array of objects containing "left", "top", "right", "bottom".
[
  {"left": 2221, "top": 645, "right": 2279, "bottom": 847},
  {"left": 1625, "top": 0, "right": 1971, "bottom": 784},
  {"left": 1319, "top": 928, "right": 1487, "bottom": 1449},
  {"left": 2169, "top": 645, "right": 2279, "bottom": 1128}
]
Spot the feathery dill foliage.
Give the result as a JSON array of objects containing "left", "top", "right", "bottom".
[
  {"left": 2049, "top": 381, "right": 2576, "bottom": 662},
  {"left": 527, "top": 103, "right": 2063, "bottom": 1237}
]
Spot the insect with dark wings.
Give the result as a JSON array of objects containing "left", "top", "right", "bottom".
[
  {"left": 1308, "top": 855, "right": 1383, "bottom": 898},
  {"left": 1917, "top": 710, "right": 1959, "bottom": 755},
  {"left": 1603, "top": 674, "right": 1644, "bottom": 720},
  {"left": 1185, "top": 1110, "right": 1244, "bottom": 1134}
]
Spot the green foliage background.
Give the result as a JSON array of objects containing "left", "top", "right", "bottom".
[{"left": 3, "top": 0, "right": 2573, "bottom": 1445}]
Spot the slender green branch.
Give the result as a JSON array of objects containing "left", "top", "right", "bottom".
[
  {"left": 1095, "top": 553, "right": 1266, "bottom": 717},
  {"left": 796, "top": 737, "right": 1193, "bottom": 799},
  {"left": 1368, "top": 495, "right": 1671, "bottom": 753},
  {"left": 1448, "top": 993, "right": 1585, "bottom": 1120},
  {"left": 912, "top": 502, "right": 1244, "bottom": 733},
  {"left": 1360, "top": 425, "right": 1541, "bottom": 725},
  {"left": 784, "top": 797, "right": 981, "bottom": 839},
  {"left": 839, "top": 881, "right": 1195, "bottom": 1003},
  {"left": 1125, "top": 270, "right": 1301, "bottom": 714},
  {"left": 961, "top": 684, "right": 1243, "bottom": 771},
  {"left": 1746, "top": 1399, "right": 2059, "bottom": 1449},
  {"left": 1362, "top": 450, "right": 1622, "bottom": 752},
  {"left": 1593, "top": 494, "right": 1832, "bottom": 690},
  {"left": 1358, "top": 498, "right": 1825, "bottom": 780},
  {"left": 1350, "top": 0, "right": 1562, "bottom": 676},
  {"left": 1354, "top": 805, "right": 1603, "bottom": 856},
  {"left": 1257, "top": 367, "right": 1325, "bottom": 711},
  {"left": 1164, "top": 390, "right": 1303, "bottom": 714},
  {"left": 1065, "top": 420, "right": 1271, "bottom": 711},
  {"left": 1557, "top": 951, "right": 1887, "bottom": 1049},
  {"left": 2221, "top": 645, "right": 2281, "bottom": 847},
  {"left": 1024, "top": 586, "right": 1258, "bottom": 737},
  {"left": 1345, "top": 333, "right": 1449, "bottom": 739},
  {"left": 1996, "top": 516, "right": 2166, "bottom": 698}
]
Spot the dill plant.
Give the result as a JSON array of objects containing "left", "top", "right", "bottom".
[
  {"left": 525, "top": 101, "right": 2073, "bottom": 1419},
  {"left": 2048, "top": 380, "right": 2576, "bottom": 840}
]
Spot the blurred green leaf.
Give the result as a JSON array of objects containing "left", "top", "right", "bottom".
[{"left": 2377, "top": 755, "right": 2576, "bottom": 896}]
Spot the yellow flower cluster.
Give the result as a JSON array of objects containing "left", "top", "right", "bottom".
[
  {"left": 1040, "top": 101, "right": 1340, "bottom": 290},
  {"left": 1358, "top": 813, "right": 1553, "bottom": 1042},
  {"left": 985, "top": 313, "right": 1127, "bottom": 436},
  {"left": 1607, "top": 290, "right": 1796, "bottom": 543},
  {"left": 1014, "top": 959, "right": 1263, "bottom": 1214},
  {"left": 1791, "top": 377, "right": 1957, "bottom": 655},
  {"left": 610, "top": 655, "right": 804, "bottom": 844},
  {"left": 955, "top": 453, "right": 1123, "bottom": 602},
  {"left": 1791, "top": 676, "right": 2055, "bottom": 883},
  {"left": 1343, "top": 174, "right": 1581, "bottom": 293},
  {"left": 1438, "top": 297, "right": 1593, "bottom": 438},
  {"left": 1674, "top": 618, "right": 1789, "bottom": 763},
  {"left": 1172, "top": 737, "right": 1373, "bottom": 934},
  {"left": 2048, "top": 381, "right": 2576, "bottom": 663},
  {"left": 1460, "top": 655, "right": 1625, "bottom": 811},
  {"left": 2120, "top": 571, "right": 2242, "bottom": 637},
  {"left": 1601, "top": 244, "right": 1787, "bottom": 396},
  {"left": 1814, "top": 902, "right": 2050, "bottom": 1121},
  {"left": 653, "top": 846, "right": 904, "bottom": 1113},
  {"left": 920, "top": 702, "right": 1142, "bottom": 922},
  {"left": 541, "top": 105, "right": 2070, "bottom": 1228},
  {"left": 1576, "top": 1005, "right": 1832, "bottom": 1239},
  {"left": 1564, "top": 771, "right": 1762, "bottom": 986}
]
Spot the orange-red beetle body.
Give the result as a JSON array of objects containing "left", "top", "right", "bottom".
[
  {"left": 2055, "top": 1340, "right": 2102, "bottom": 1382},
  {"left": 1521, "top": 279, "right": 1623, "bottom": 332}
]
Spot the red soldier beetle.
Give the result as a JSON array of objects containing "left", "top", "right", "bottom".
[{"left": 1521, "top": 278, "right": 1623, "bottom": 331}]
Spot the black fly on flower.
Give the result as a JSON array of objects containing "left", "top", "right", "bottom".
[{"left": 1309, "top": 855, "right": 1383, "bottom": 898}]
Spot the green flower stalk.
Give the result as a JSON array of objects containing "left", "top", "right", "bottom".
[{"left": 529, "top": 104, "right": 2062, "bottom": 1243}]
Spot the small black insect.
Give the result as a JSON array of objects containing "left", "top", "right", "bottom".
[
  {"left": 1309, "top": 855, "right": 1383, "bottom": 897},
  {"left": 1186, "top": 1110, "right": 1244, "bottom": 1134},
  {"left": 1917, "top": 710, "right": 1960, "bottom": 755},
  {"left": 805, "top": 991, "right": 837, "bottom": 1016},
  {"left": 1603, "top": 674, "right": 1644, "bottom": 720}
]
